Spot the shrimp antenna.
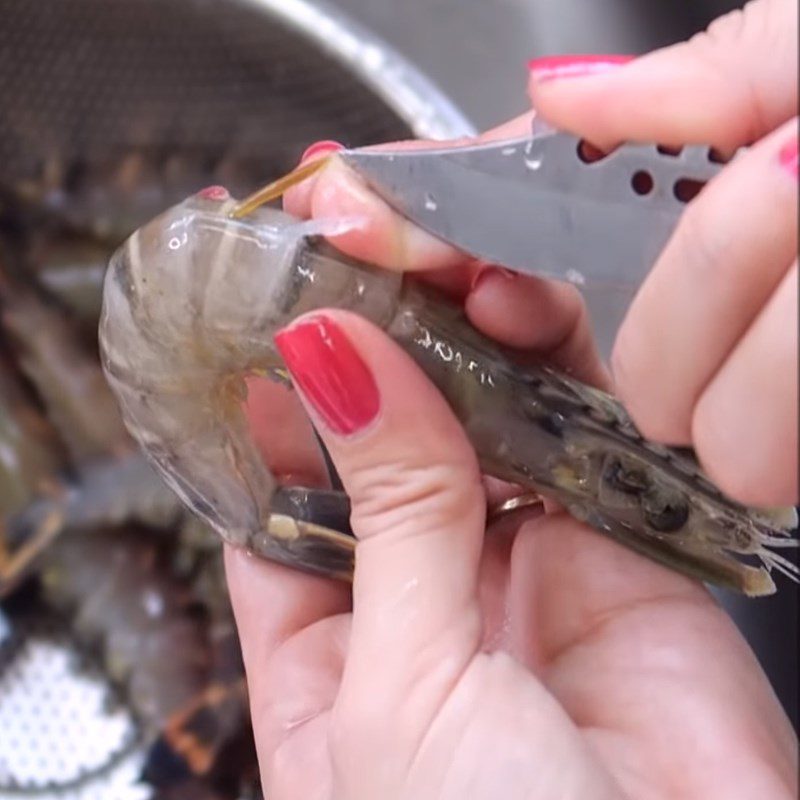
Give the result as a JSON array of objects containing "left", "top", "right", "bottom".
[{"left": 229, "top": 157, "right": 333, "bottom": 219}]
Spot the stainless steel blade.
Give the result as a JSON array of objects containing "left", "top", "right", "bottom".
[{"left": 340, "top": 130, "right": 727, "bottom": 292}]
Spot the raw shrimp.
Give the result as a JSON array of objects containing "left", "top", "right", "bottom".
[
  {"left": 0, "top": 352, "right": 61, "bottom": 514},
  {"left": 32, "top": 234, "right": 111, "bottom": 327},
  {"left": 41, "top": 529, "right": 212, "bottom": 728},
  {"left": 40, "top": 527, "right": 254, "bottom": 793},
  {"left": 3, "top": 453, "right": 182, "bottom": 568},
  {"left": 99, "top": 191, "right": 798, "bottom": 596},
  {"left": 0, "top": 260, "right": 182, "bottom": 594},
  {"left": 0, "top": 261, "right": 130, "bottom": 461}
]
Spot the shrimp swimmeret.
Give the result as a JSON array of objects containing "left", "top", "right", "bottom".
[{"left": 99, "top": 189, "right": 798, "bottom": 596}]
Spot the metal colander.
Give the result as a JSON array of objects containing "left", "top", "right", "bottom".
[
  {"left": 0, "top": 0, "right": 472, "bottom": 234},
  {"left": 0, "top": 0, "right": 473, "bottom": 795},
  {"left": 0, "top": 625, "right": 148, "bottom": 799}
]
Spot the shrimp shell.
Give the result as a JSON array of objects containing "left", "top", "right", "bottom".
[{"left": 99, "top": 193, "right": 798, "bottom": 595}]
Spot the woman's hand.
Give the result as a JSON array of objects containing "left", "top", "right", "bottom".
[
  {"left": 228, "top": 3, "right": 799, "bottom": 797},
  {"left": 527, "top": 0, "right": 798, "bottom": 507},
  {"left": 231, "top": 305, "right": 797, "bottom": 800},
  {"left": 286, "top": 0, "right": 799, "bottom": 509}
]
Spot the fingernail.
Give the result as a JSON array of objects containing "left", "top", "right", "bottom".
[
  {"left": 275, "top": 315, "right": 379, "bottom": 436},
  {"left": 528, "top": 54, "right": 634, "bottom": 83},
  {"left": 470, "top": 265, "right": 517, "bottom": 292},
  {"left": 301, "top": 140, "right": 345, "bottom": 163},
  {"left": 778, "top": 137, "right": 798, "bottom": 179},
  {"left": 198, "top": 185, "right": 230, "bottom": 201}
]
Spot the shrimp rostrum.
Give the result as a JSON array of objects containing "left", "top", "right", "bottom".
[{"left": 99, "top": 190, "right": 798, "bottom": 596}]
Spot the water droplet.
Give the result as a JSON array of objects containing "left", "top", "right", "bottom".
[
  {"left": 424, "top": 193, "right": 438, "bottom": 211},
  {"left": 501, "top": 146, "right": 518, "bottom": 156},
  {"left": 565, "top": 269, "right": 585, "bottom": 286},
  {"left": 142, "top": 589, "right": 165, "bottom": 618},
  {"left": 524, "top": 155, "right": 543, "bottom": 171}
]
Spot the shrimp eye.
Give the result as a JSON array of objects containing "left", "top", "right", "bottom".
[{"left": 642, "top": 488, "right": 689, "bottom": 533}]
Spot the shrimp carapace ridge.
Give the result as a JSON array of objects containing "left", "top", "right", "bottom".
[{"left": 99, "top": 191, "right": 798, "bottom": 595}]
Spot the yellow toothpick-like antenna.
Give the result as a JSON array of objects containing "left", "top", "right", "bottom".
[{"left": 229, "top": 156, "right": 333, "bottom": 219}]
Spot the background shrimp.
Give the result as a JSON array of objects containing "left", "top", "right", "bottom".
[{"left": 0, "top": 245, "right": 257, "bottom": 797}]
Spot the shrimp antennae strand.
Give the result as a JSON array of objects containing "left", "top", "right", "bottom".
[{"left": 229, "top": 157, "right": 333, "bottom": 219}]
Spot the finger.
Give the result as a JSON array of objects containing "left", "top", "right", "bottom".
[
  {"left": 505, "top": 509, "right": 713, "bottom": 674},
  {"left": 282, "top": 139, "right": 347, "bottom": 224},
  {"left": 273, "top": 311, "right": 486, "bottom": 773},
  {"left": 224, "top": 547, "right": 350, "bottom": 794},
  {"left": 245, "top": 376, "right": 331, "bottom": 486},
  {"left": 284, "top": 113, "right": 535, "bottom": 271},
  {"left": 225, "top": 547, "right": 350, "bottom": 673},
  {"left": 465, "top": 266, "right": 609, "bottom": 388},
  {"left": 505, "top": 511, "right": 799, "bottom": 797},
  {"left": 693, "top": 262, "right": 798, "bottom": 507},
  {"left": 611, "top": 121, "right": 798, "bottom": 444},
  {"left": 528, "top": 0, "right": 798, "bottom": 150},
  {"left": 286, "top": 113, "right": 534, "bottom": 220},
  {"left": 415, "top": 262, "right": 481, "bottom": 300},
  {"left": 256, "top": 615, "right": 350, "bottom": 800}
]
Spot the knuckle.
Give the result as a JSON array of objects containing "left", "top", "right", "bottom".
[
  {"left": 700, "top": 5, "right": 749, "bottom": 48},
  {"left": 348, "top": 457, "right": 481, "bottom": 539},
  {"left": 689, "top": 0, "right": 780, "bottom": 136}
]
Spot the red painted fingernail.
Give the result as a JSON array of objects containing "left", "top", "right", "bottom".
[
  {"left": 301, "top": 140, "right": 345, "bottom": 163},
  {"left": 275, "top": 315, "right": 379, "bottom": 436},
  {"left": 198, "top": 185, "right": 230, "bottom": 200},
  {"left": 470, "top": 265, "right": 517, "bottom": 292},
  {"left": 528, "top": 54, "right": 634, "bottom": 83},
  {"left": 779, "top": 137, "right": 798, "bottom": 179}
]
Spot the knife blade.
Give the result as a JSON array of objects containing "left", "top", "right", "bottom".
[{"left": 340, "top": 127, "right": 729, "bottom": 293}]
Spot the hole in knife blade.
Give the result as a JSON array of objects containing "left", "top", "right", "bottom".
[
  {"left": 631, "top": 170, "right": 654, "bottom": 195},
  {"left": 673, "top": 178, "right": 705, "bottom": 203},
  {"left": 708, "top": 147, "right": 732, "bottom": 164},
  {"left": 576, "top": 139, "right": 606, "bottom": 163}
]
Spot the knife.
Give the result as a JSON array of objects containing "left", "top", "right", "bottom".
[{"left": 339, "top": 123, "right": 731, "bottom": 294}]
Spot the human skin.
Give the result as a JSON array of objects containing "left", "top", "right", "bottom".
[
  {"left": 284, "top": 0, "right": 799, "bottom": 508},
  {"left": 229, "top": 1, "right": 799, "bottom": 797}
]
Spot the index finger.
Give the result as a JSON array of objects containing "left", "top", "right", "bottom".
[{"left": 284, "top": 112, "right": 535, "bottom": 272}]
